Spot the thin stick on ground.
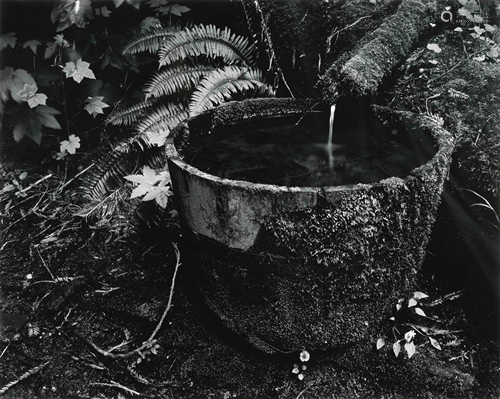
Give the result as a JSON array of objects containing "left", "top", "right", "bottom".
[
  {"left": 72, "top": 242, "right": 182, "bottom": 359},
  {"left": 0, "top": 360, "right": 49, "bottom": 395},
  {"left": 90, "top": 381, "right": 144, "bottom": 397}
]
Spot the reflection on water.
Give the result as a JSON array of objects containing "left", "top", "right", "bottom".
[{"left": 182, "top": 112, "right": 436, "bottom": 187}]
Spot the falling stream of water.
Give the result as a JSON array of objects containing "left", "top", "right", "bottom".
[{"left": 326, "top": 104, "right": 336, "bottom": 168}]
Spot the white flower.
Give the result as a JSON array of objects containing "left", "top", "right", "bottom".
[
  {"left": 299, "top": 350, "right": 310, "bottom": 362},
  {"left": 405, "top": 330, "right": 416, "bottom": 342}
]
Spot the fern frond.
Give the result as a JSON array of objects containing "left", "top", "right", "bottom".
[
  {"left": 144, "top": 64, "right": 216, "bottom": 99},
  {"left": 106, "top": 98, "right": 159, "bottom": 126},
  {"left": 135, "top": 102, "right": 189, "bottom": 135},
  {"left": 123, "top": 26, "right": 182, "bottom": 55},
  {"left": 189, "top": 66, "right": 274, "bottom": 116},
  {"left": 158, "top": 24, "right": 257, "bottom": 68},
  {"left": 81, "top": 151, "right": 140, "bottom": 200}
]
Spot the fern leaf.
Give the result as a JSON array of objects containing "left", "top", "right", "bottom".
[
  {"left": 158, "top": 24, "right": 257, "bottom": 68},
  {"left": 81, "top": 151, "right": 140, "bottom": 200},
  {"left": 189, "top": 66, "right": 274, "bottom": 116},
  {"left": 144, "top": 64, "right": 216, "bottom": 99},
  {"left": 106, "top": 98, "right": 161, "bottom": 126},
  {"left": 135, "top": 102, "right": 189, "bottom": 135},
  {"left": 123, "top": 26, "right": 182, "bottom": 55}
]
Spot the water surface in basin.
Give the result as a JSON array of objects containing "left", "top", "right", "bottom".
[{"left": 182, "top": 112, "right": 436, "bottom": 187}]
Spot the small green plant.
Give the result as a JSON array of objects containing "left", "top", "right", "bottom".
[
  {"left": 453, "top": 0, "right": 499, "bottom": 62},
  {"left": 291, "top": 350, "right": 310, "bottom": 381},
  {"left": 376, "top": 291, "right": 461, "bottom": 359},
  {"left": 1, "top": 171, "right": 29, "bottom": 199},
  {"left": 462, "top": 188, "right": 499, "bottom": 228}
]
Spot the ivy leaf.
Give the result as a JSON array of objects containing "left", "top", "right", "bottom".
[
  {"left": 18, "top": 83, "right": 48, "bottom": 108},
  {"left": 60, "top": 134, "right": 81, "bottom": 154},
  {"left": 427, "top": 43, "right": 442, "bottom": 53},
  {"left": 376, "top": 338, "right": 385, "bottom": 350},
  {"left": 405, "top": 342, "right": 416, "bottom": 358},
  {"left": 23, "top": 40, "right": 42, "bottom": 55},
  {"left": 0, "top": 32, "right": 17, "bottom": 51},
  {"left": 0, "top": 67, "right": 36, "bottom": 103},
  {"left": 62, "top": 59, "right": 96, "bottom": 83},
  {"left": 84, "top": 96, "right": 109, "bottom": 117},
  {"left": 393, "top": 341, "right": 401, "bottom": 357},
  {"left": 414, "top": 307, "right": 427, "bottom": 317}
]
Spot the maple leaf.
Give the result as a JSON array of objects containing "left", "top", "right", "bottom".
[
  {"left": 140, "top": 16, "right": 162, "bottom": 32},
  {"left": 54, "top": 34, "right": 70, "bottom": 48},
  {"left": 18, "top": 83, "right": 48, "bottom": 108},
  {"left": 95, "top": 6, "right": 112, "bottom": 17},
  {"left": 157, "top": 4, "right": 190, "bottom": 16},
  {"left": 23, "top": 40, "right": 42, "bottom": 55},
  {"left": 0, "top": 32, "right": 17, "bottom": 52},
  {"left": 148, "top": 0, "right": 168, "bottom": 8},
  {"left": 60, "top": 134, "right": 81, "bottom": 154},
  {"left": 36, "top": 106, "right": 63, "bottom": 130},
  {"left": 84, "top": 96, "right": 109, "bottom": 117},
  {"left": 51, "top": 0, "right": 93, "bottom": 32},
  {"left": 124, "top": 167, "right": 172, "bottom": 208},
  {"left": 12, "top": 106, "right": 61, "bottom": 144},
  {"left": 145, "top": 130, "right": 169, "bottom": 147},
  {"left": 62, "top": 59, "right": 96, "bottom": 83},
  {"left": 0, "top": 67, "right": 36, "bottom": 103}
]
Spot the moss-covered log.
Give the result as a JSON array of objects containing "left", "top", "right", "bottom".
[{"left": 323, "top": 0, "right": 440, "bottom": 98}]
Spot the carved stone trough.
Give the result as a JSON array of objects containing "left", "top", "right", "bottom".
[{"left": 165, "top": 98, "right": 456, "bottom": 354}]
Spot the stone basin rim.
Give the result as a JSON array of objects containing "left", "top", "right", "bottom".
[{"left": 165, "top": 98, "right": 450, "bottom": 193}]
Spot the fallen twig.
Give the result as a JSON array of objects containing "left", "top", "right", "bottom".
[
  {"left": 90, "top": 381, "right": 143, "bottom": 397},
  {"left": 427, "top": 290, "right": 465, "bottom": 307},
  {"left": 14, "top": 174, "right": 52, "bottom": 197},
  {"left": 0, "top": 360, "right": 49, "bottom": 395},
  {"left": 72, "top": 243, "right": 182, "bottom": 359},
  {"left": 57, "top": 163, "right": 94, "bottom": 194},
  {"left": 326, "top": 15, "right": 372, "bottom": 51}
]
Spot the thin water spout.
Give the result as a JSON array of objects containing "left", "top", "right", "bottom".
[{"left": 327, "top": 104, "right": 336, "bottom": 167}]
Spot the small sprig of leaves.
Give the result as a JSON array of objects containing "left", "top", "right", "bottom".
[
  {"left": 135, "top": 339, "right": 161, "bottom": 365},
  {"left": 376, "top": 291, "right": 445, "bottom": 359}
]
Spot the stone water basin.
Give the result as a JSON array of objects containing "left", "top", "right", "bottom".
[{"left": 165, "top": 98, "right": 456, "bottom": 353}]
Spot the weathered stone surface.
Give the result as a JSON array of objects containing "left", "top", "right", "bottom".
[{"left": 166, "top": 98, "right": 455, "bottom": 353}]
